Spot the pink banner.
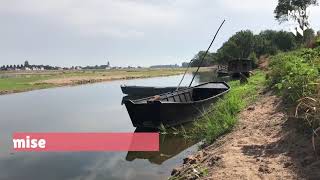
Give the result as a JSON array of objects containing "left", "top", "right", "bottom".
[{"left": 12, "top": 132, "right": 159, "bottom": 152}]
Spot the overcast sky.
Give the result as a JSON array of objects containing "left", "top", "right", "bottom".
[{"left": 0, "top": 0, "right": 319, "bottom": 67}]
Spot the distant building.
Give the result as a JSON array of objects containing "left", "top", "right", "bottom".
[
  {"left": 24, "top": 60, "right": 30, "bottom": 67},
  {"left": 75, "top": 66, "right": 82, "bottom": 70},
  {"left": 1, "top": 60, "right": 117, "bottom": 71}
]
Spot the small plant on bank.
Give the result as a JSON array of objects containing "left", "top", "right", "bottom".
[{"left": 159, "top": 123, "right": 191, "bottom": 139}]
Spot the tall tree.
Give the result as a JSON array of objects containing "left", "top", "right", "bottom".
[
  {"left": 216, "top": 30, "right": 255, "bottom": 63},
  {"left": 274, "top": 0, "right": 318, "bottom": 31},
  {"left": 190, "top": 51, "right": 216, "bottom": 67},
  {"left": 303, "top": 28, "right": 315, "bottom": 46}
]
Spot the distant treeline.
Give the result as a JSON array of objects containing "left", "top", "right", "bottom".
[
  {"left": 150, "top": 64, "right": 179, "bottom": 68},
  {"left": 191, "top": 29, "right": 320, "bottom": 67},
  {"left": 0, "top": 61, "right": 112, "bottom": 71},
  {"left": 0, "top": 61, "right": 59, "bottom": 71}
]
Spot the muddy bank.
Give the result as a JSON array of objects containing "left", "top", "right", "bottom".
[
  {"left": 171, "top": 92, "right": 320, "bottom": 179},
  {"left": 35, "top": 73, "right": 186, "bottom": 86}
]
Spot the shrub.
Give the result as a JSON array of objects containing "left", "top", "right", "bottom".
[
  {"left": 314, "top": 36, "right": 320, "bottom": 48},
  {"left": 268, "top": 53, "right": 319, "bottom": 102},
  {"left": 292, "top": 48, "right": 320, "bottom": 74},
  {"left": 248, "top": 52, "right": 258, "bottom": 67}
]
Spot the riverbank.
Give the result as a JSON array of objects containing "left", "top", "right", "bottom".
[
  {"left": 191, "top": 71, "right": 266, "bottom": 145},
  {"left": 171, "top": 92, "right": 320, "bottom": 179},
  {"left": 0, "top": 67, "right": 212, "bottom": 95},
  {"left": 170, "top": 50, "right": 320, "bottom": 179}
]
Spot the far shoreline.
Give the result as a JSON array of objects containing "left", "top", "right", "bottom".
[{"left": 0, "top": 67, "right": 214, "bottom": 96}]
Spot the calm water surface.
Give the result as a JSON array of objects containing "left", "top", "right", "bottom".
[{"left": 0, "top": 71, "right": 222, "bottom": 180}]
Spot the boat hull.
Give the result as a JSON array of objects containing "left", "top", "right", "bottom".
[{"left": 125, "top": 98, "right": 218, "bottom": 128}]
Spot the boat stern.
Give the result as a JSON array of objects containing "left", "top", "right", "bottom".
[{"left": 124, "top": 100, "right": 162, "bottom": 128}]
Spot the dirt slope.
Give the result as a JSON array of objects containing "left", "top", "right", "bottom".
[{"left": 172, "top": 93, "right": 320, "bottom": 179}]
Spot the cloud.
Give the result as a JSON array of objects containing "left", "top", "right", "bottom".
[
  {"left": 309, "top": 6, "right": 320, "bottom": 31},
  {"left": 216, "top": 0, "right": 278, "bottom": 13},
  {"left": 0, "top": 0, "right": 181, "bottom": 38},
  {"left": 0, "top": 0, "right": 319, "bottom": 66}
]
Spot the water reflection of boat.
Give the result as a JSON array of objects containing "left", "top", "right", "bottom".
[{"left": 126, "top": 128, "right": 198, "bottom": 165}]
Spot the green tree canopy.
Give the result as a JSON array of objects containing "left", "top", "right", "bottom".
[
  {"left": 274, "top": 0, "right": 318, "bottom": 29},
  {"left": 191, "top": 29, "right": 305, "bottom": 66},
  {"left": 216, "top": 30, "right": 255, "bottom": 63},
  {"left": 303, "top": 28, "right": 315, "bottom": 46},
  {"left": 273, "top": 30, "right": 297, "bottom": 51},
  {"left": 190, "top": 51, "right": 216, "bottom": 67}
]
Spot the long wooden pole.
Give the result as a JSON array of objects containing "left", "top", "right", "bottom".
[
  {"left": 176, "top": 60, "right": 193, "bottom": 91},
  {"left": 188, "top": 20, "right": 226, "bottom": 87}
]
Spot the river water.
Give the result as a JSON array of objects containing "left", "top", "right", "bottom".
[{"left": 0, "top": 71, "right": 224, "bottom": 180}]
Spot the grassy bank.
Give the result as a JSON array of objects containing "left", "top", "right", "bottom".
[
  {"left": 267, "top": 48, "right": 320, "bottom": 103},
  {"left": 176, "top": 47, "right": 320, "bottom": 179},
  {"left": 0, "top": 68, "right": 211, "bottom": 95},
  {"left": 191, "top": 71, "right": 266, "bottom": 144},
  {"left": 268, "top": 47, "right": 320, "bottom": 138}
]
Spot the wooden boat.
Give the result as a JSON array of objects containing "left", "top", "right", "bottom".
[
  {"left": 217, "top": 70, "right": 229, "bottom": 77},
  {"left": 121, "top": 85, "right": 187, "bottom": 96},
  {"left": 228, "top": 59, "right": 253, "bottom": 77},
  {"left": 124, "top": 82, "right": 230, "bottom": 128},
  {"left": 217, "top": 64, "right": 229, "bottom": 77}
]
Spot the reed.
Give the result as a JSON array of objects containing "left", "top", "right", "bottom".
[{"left": 295, "top": 83, "right": 320, "bottom": 152}]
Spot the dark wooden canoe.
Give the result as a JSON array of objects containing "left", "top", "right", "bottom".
[
  {"left": 121, "top": 85, "right": 187, "bottom": 96},
  {"left": 217, "top": 70, "right": 229, "bottom": 77},
  {"left": 217, "top": 64, "right": 229, "bottom": 77},
  {"left": 124, "top": 82, "right": 230, "bottom": 128},
  {"left": 228, "top": 59, "right": 253, "bottom": 77}
]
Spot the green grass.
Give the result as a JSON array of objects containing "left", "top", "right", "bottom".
[
  {"left": 267, "top": 49, "right": 319, "bottom": 103},
  {"left": 267, "top": 47, "right": 320, "bottom": 141},
  {"left": 191, "top": 71, "right": 266, "bottom": 144},
  {"left": 0, "top": 75, "right": 54, "bottom": 92}
]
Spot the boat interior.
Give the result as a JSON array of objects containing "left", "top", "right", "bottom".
[{"left": 132, "top": 83, "right": 229, "bottom": 104}]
